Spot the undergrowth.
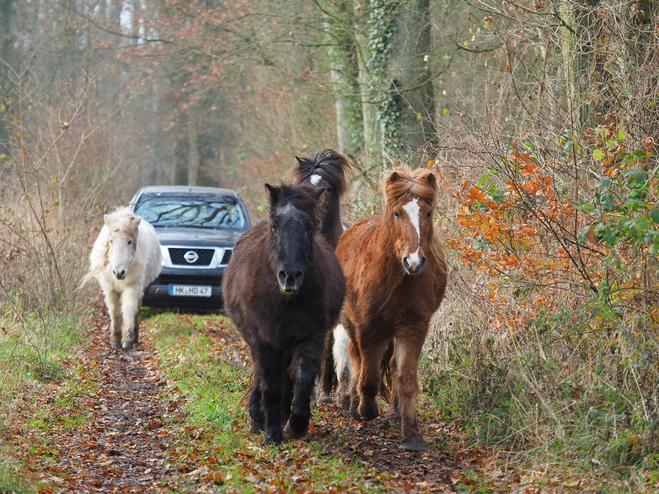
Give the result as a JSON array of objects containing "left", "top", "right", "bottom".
[{"left": 0, "top": 305, "right": 87, "bottom": 492}]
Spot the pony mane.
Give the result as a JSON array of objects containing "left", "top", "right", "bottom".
[
  {"left": 382, "top": 166, "right": 438, "bottom": 211},
  {"left": 290, "top": 149, "right": 350, "bottom": 196}
]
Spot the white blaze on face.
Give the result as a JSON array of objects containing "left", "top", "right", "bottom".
[
  {"left": 310, "top": 174, "right": 322, "bottom": 186},
  {"left": 402, "top": 197, "right": 422, "bottom": 268}
]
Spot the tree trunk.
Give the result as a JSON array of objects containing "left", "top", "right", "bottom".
[
  {"left": 559, "top": 0, "right": 583, "bottom": 132},
  {"left": 187, "top": 118, "right": 201, "bottom": 186},
  {"left": 386, "top": 0, "right": 435, "bottom": 163},
  {"left": 355, "top": 28, "right": 382, "bottom": 170}
]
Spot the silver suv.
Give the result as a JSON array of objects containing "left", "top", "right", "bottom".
[{"left": 130, "top": 185, "right": 252, "bottom": 310}]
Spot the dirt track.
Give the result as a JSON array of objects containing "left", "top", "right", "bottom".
[{"left": 4, "top": 306, "right": 512, "bottom": 493}]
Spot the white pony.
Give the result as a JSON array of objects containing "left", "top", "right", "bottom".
[{"left": 82, "top": 207, "right": 162, "bottom": 349}]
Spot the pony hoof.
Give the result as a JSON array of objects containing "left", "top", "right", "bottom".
[
  {"left": 359, "top": 403, "right": 379, "bottom": 422},
  {"left": 250, "top": 418, "right": 264, "bottom": 434},
  {"left": 401, "top": 438, "right": 426, "bottom": 451},
  {"left": 264, "top": 429, "right": 283, "bottom": 446},
  {"left": 317, "top": 393, "right": 333, "bottom": 405},
  {"left": 284, "top": 415, "right": 309, "bottom": 440},
  {"left": 349, "top": 404, "right": 362, "bottom": 421},
  {"left": 336, "top": 396, "right": 350, "bottom": 410},
  {"left": 110, "top": 341, "right": 121, "bottom": 349},
  {"left": 122, "top": 341, "right": 134, "bottom": 350}
]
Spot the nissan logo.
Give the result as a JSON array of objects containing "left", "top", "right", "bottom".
[{"left": 183, "top": 250, "right": 199, "bottom": 264}]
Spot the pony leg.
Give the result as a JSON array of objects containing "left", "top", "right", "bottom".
[
  {"left": 285, "top": 339, "right": 324, "bottom": 440},
  {"left": 348, "top": 337, "right": 362, "bottom": 420},
  {"left": 252, "top": 345, "right": 286, "bottom": 446},
  {"left": 133, "top": 302, "right": 141, "bottom": 344},
  {"left": 333, "top": 324, "right": 352, "bottom": 409},
  {"left": 106, "top": 290, "right": 122, "bottom": 348},
  {"left": 316, "top": 329, "right": 335, "bottom": 405},
  {"left": 385, "top": 341, "right": 401, "bottom": 421},
  {"left": 120, "top": 288, "right": 140, "bottom": 349},
  {"left": 354, "top": 338, "right": 390, "bottom": 422},
  {"left": 251, "top": 373, "right": 291, "bottom": 432},
  {"left": 394, "top": 336, "right": 425, "bottom": 451},
  {"left": 280, "top": 375, "right": 293, "bottom": 426},
  {"left": 249, "top": 382, "right": 265, "bottom": 433}
]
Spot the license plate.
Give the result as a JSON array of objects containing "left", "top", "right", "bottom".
[{"left": 168, "top": 285, "right": 212, "bottom": 297}]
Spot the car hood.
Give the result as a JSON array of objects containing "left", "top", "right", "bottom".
[{"left": 155, "top": 227, "right": 245, "bottom": 247}]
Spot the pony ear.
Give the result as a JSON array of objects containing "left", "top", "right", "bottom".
[
  {"left": 103, "top": 214, "right": 113, "bottom": 226},
  {"left": 389, "top": 171, "right": 401, "bottom": 183},
  {"left": 131, "top": 215, "right": 142, "bottom": 228},
  {"left": 425, "top": 171, "right": 437, "bottom": 189},
  {"left": 265, "top": 183, "right": 280, "bottom": 204},
  {"left": 310, "top": 186, "right": 326, "bottom": 202},
  {"left": 295, "top": 156, "right": 304, "bottom": 165}
]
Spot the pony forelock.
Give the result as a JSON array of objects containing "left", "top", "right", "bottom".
[
  {"left": 268, "top": 183, "right": 323, "bottom": 221},
  {"left": 382, "top": 166, "right": 437, "bottom": 210},
  {"left": 105, "top": 207, "right": 140, "bottom": 238}
]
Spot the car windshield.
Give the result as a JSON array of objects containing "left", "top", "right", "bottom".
[{"left": 134, "top": 194, "right": 246, "bottom": 229}]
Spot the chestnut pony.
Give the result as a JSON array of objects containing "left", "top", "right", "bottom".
[
  {"left": 289, "top": 149, "right": 350, "bottom": 404},
  {"left": 336, "top": 166, "right": 447, "bottom": 451}
]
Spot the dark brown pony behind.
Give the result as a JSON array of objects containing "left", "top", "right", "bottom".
[
  {"left": 289, "top": 149, "right": 350, "bottom": 248},
  {"left": 336, "top": 166, "right": 447, "bottom": 451},
  {"left": 289, "top": 149, "right": 351, "bottom": 404}
]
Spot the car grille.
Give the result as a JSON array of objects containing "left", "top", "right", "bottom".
[
  {"left": 169, "top": 248, "right": 215, "bottom": 266},
  {"left": 220, "top": 249, "right": 232, "bottom": 265}
]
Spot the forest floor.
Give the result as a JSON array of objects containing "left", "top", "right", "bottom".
[{"left": 3, "top": 304, "right": 605, "bottom": 493}]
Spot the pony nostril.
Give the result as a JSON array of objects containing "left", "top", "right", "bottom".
[
  {"left": 278, "top": 270, "right": 288, "bottom": 285},
  {"left": 403, "top": 256, "right": 426, "bottom": 275},
  {"left": 293, "top": 271, "right": 304, "bottom": 285}
]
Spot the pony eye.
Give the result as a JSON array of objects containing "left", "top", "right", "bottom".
[
  {"left": 109, "top": 239, "right": 113, "bottom": 244},
  {"left": 271, "top": 223, "right": 278, "bottom": 231},
  {"left": 128, "top": 239, "right": 133, "bottom": 245},
  {"left": 426, "top": 211, "right": 432, "bottom": 219},
  {"left": 394, "top": 211, "right": 400, "bottom": 219}
]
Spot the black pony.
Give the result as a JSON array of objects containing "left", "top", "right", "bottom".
[
  {"left": 222, "top": 183, "right": 346, "bottom": 445},
  {"left": 290, "top": 149, "right": 350, "bottom": 405}
]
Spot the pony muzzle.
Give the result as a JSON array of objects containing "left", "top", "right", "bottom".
[
  {"left": 113, "top": 268, "right": 127, "bottom": 280},
  {"left": 278, "top": 269, "right": 304, "bottom": 296},
  {"left": 402, "top": 255, "right": 426, "bottom": 276}
]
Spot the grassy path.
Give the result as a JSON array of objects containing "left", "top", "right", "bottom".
[{"left": 2, "top": 307, "right": 516, "bottom": 493}]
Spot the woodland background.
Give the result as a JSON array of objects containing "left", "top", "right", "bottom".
[{"left": 2, "top": 0, "right": 659, "bottom": 488}]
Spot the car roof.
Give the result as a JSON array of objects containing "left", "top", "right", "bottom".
[{"left": 135, "top": 185, "right": 241, "bottom": 198}]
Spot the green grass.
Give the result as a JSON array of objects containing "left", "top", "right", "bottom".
[
  {"left": 145, "top": 312, "right": 387, "bottom": 492},
  {"left": 0, "top": 310, "right": 84, "bottom": 398},
  {"left": 0, "top": 305, "right": 89, "bottom": 491},
  {"left": 0, "top": 463, "right": 31, "bottom": 494}
]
